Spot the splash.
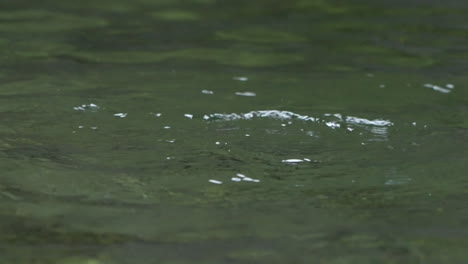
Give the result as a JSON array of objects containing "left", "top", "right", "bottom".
[
  {"left": 203, "top": 110, "right": 392, "bottom": 127},
  {"left": 203, "top": 110, "right": 393, "bottom": 140}
]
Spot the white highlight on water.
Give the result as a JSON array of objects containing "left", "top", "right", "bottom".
[
  {"left": 424, "top": 83, "right": 454, "bottom": 94},
  {"left": 235, "top": 91, "right": 256, "bottom": 97},
  {"left": 282, "top": 158, "right": 312, "bottom": 163},
  {"left": 345, "top": 116, "right": 392, "bottom": 126},
  {"left": 233, "top": 76, "right": 248, "bottom": 81},
  {"left": 242, "top": 177, "right": 260, "bottom": 182},
  {"left": 73, "top": 103, "right": 100, "bottom": 111},
  {"left": 114, "top": 113, "right": 127, "bottom": 118},
  {"left": 209, "top": 179, "right": 223, "bottom": 184},
  {"left": 201, "top": 90, "right": 214, "bottom": 94}
]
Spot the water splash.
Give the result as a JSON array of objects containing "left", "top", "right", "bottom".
[
  {"left": 203, "top": 110, "right": 392, "bottom": 126},
  {"left": 203, "top": 110, "right": 317, "bottom": 121},
  {"left": 203, "top": 110, "right": 393, "bottom": 140}
]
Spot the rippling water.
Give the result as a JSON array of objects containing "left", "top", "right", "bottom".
[{"left": 1, "top": 0, "right": 468, "bottom": 263}]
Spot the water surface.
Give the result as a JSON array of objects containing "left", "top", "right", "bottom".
[{"left": 1, "top": 0, "right": 468, "bottom": 263}]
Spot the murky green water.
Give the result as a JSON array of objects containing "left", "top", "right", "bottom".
[{"left": 1, "top": 0, "right": 468, "bottom": 263}]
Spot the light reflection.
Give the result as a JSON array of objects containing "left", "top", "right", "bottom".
[
  {"left": 201, "top": 90, "right": 214, "bottom": 94},
  {"left": 209, "top": 179, "right": 222, "bottom": 184},
  {"left": 424, "top": 83, "right": 454, "bottom": 94},
  {"left": 242, "top": 177, "right": 260, "bottom": 182},
  {"left": 235, "top": 91, "right": 256, "bottom": 97},
  {"left": 184, "top": 114, "right": 194, "bottom": 119},
  {"left": 282, "top": 158, "right": 312, "bottom": 164},
  {"left": 384, "top": 177, "right": 411, "bottom": 185},
  {"left": 204, "top": 110, "right": 317, "bottom": 121},
  {"left": 325, "top": 121, "right": 340, "bottom": 129},
  {"left": 368, "top": 127, "right": 389, "bottom": 141},
  {"left": 114, "top": 113, "right": 127, "bottom": 118},
  {"left": 345, "top": 116, "right": 392, "bottom": 127},
  {"left": 73, "top": 103, "right": 99, "bottom": 111},
  {"left": 235, "top": 173, "right": 260, "bottom": 182},
  {"left": 233, "top": 76, "right": 248, "bottom": 81},
  {"left": 76, "top": 125, "right": 99, "bottom": 130}
]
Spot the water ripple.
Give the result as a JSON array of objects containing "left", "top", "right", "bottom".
[
  {"left": 203, "top": 110, "right": 393, "bottom": 140},
  {"left": 203, "top": 110, "right": 392, "bottom": 127}
]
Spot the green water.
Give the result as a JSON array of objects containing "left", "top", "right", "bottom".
[{"left": 1, "top": 0, "right": 468, "bottom": 263}]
